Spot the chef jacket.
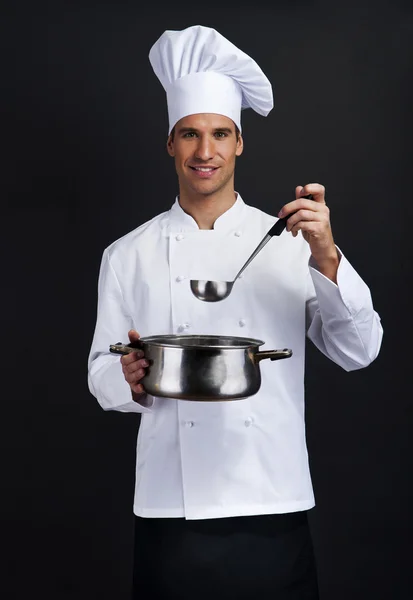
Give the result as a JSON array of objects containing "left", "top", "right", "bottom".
[{"left": 88, "top": 194, "right": 383, "bottom": 520}]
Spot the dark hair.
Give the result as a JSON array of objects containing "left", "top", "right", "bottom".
[{"left": 169, "top": 123, "right": 241, "bottom": 141}]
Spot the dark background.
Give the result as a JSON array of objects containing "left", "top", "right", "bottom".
[{"left": 2, "top": 0, "right": 412, "bottom": 598}]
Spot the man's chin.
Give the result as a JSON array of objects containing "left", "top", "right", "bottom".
[{"left": 189, "top": 181, "right": 224, "bottom": 197}]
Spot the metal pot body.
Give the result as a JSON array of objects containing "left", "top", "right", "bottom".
[{"left": 110, "top": 335, "right": 292, "bottom": 401}]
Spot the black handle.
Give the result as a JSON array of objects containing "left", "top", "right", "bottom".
[
  {"left": 268, "top": 194, "right": 313, "bottom": 237},
  {"left": 109, "top": 340, "right": 144, "bottom": 355},
  {"left": 255, "top": 348, "right": 293, "bottom": 363}
]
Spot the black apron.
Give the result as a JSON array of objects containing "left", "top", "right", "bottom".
[{"left": 131, "top": 510, "right": 319, "bottom": 600}]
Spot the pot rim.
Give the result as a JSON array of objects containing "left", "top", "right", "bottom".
[{"left": 140, "top": 334, "right": 265, "bottom": 350}]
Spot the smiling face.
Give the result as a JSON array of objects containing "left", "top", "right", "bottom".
[{"left": 166, "top": 113, "right": 243, "bottom": 199}]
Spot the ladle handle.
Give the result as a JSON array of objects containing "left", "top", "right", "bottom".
[
  {"left": 233, "top": 195, "right": 314, "bottom": 282},
  {"left": 268, "top": 194, "right": 313, "bottom": 237}
]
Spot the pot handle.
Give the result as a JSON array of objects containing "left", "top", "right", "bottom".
[
  {"left": 254, "top": 348, "right": 292, "bottom": 363},
  {"left": 109, "top": 340, "right": 144, "bottom": 355}
]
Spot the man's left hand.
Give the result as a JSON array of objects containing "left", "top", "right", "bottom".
[{"left": 278, "top": 183, "right": 340, "bottom": 281}]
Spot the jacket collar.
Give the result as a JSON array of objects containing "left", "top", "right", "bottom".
[{"left": 168, "top": 193, "right": 246, "bottom": 234}]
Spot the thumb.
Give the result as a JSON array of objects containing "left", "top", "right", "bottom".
[
  {"left": 295, "top": 185, "right": 305, "bottom": 200},
  {"left": 128, "top": 329, "right": 141, "bottom": 342}
]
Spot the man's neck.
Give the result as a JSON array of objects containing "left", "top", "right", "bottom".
[{"left": 178, "top": 189, "right": 237, "bottom": 230}]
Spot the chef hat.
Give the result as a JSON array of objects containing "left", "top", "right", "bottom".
[{"left": 149, "top": 25, "right": 274, "bottom": 134}]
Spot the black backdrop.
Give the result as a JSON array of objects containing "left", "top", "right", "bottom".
[{"left": 2, "top": 0, "right": 413, "bottom": 598}]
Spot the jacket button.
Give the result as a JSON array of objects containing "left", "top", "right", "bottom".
[
  {"left": 234, "top": 231, "right": 242, "bottom": 237},
  {"left": 176, "top": 275, "right": 185, "bottom": 282},
  {"left": 185, "top": 421, "right": 194, "bottom": 428},
  {"left": 239, "top": 319, "right": 246, "bottom": 327},
  {"left": 176, "top": 234, "right": 184, "bottom": 241},
  {"left": 178, "top": 323, "right": 191, "bottom": 332},
  {"left": 244, "top": 417, "right": 253, "bottom": 427}
]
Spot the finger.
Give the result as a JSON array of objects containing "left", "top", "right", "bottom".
[
  {"left": 128, "top": 368, "right": 146, "bottom": 384},
  {"left": 291, "top": 220, "right": 325, "bottom": 236},
  {"left": 295, "top": 186, "right": 316, "bottom": 200},
  {"left": 124, "top": 366, "right": 147, "bottom": 389},
  {"left": 278, "top": 198, "right": 321, "bottom": 219},
  {"left": 121, "top": 350, "right": 144, "bottom": 366},
  {"left": 122, "top": 363, "right": 146, "bottom": 382},
  {"left": 299, "top": 183, "right": 326, "bottom": 203},
  {"left": 122, "top": 357, "right": 149, "bottom": 374},
  {"left": 286, "top": 209, "right": 325, "bottom": 231},
  {"left": 132, "top": 383, "right": 145, "bottom": 395},
  {"left": 295, "top": 185, "right": 305, "bottom": 200},
  {"left": 128, "top": 329, "right": 141, "bottom": 342}
]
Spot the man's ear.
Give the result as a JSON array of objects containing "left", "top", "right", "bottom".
[
  {"left": 167, "top": 135, "right": 175, "bottom": 157},
  {"left": 236, "top": 133, "right": 244, "bottom": 157}
]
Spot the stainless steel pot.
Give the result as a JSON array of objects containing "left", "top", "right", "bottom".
[{"left": 109, "top": 334, "right": 292, "bottom": 401}]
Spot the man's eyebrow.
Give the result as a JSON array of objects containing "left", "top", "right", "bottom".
[
  {"left": 176, "top": 127, "right": 234, "bottom": 134},
  {"left": 176, "top": 127, "right": 198, "bottom": 134}
]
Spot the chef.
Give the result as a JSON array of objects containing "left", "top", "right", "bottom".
[{"left": 87, "top": 25, "right": 383, "bottom": 600}]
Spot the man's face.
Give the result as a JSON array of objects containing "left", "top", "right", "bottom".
[{"left": 167, "top": 113, "right": 243, "bottom": 198}]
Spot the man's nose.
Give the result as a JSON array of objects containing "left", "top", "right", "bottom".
[{"left": 194, "top": 136, "right": 214, "bottom": 161}]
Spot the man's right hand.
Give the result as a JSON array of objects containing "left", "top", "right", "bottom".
[{"left": 121, "top": 329, "right": 149, "bottom": 398}]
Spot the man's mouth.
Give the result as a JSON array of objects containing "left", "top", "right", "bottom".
[
  {"left": 189, "top": 166, "right": 218, "bottom": 178},
  {"left": 190, "top": 166, "right": 218, "bottom": 171}
]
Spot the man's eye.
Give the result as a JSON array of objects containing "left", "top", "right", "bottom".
[
  {"left": 215, "top": 132, "right": 226, "bottom": 138},
  {"left": 183, "top": 132, "right": 196, "bottom": 138}
]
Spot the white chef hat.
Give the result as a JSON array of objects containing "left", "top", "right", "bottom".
[{"left": 149, "top": 25, "right": 274, "bottom": 134}]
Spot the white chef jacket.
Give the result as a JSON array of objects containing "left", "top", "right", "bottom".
[{"left": 87, "top": 194, "right": 383, "bottom": 520}]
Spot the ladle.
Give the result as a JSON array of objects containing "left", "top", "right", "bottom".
[{"left": 190, "top": 195, "right": 313, "bottom": 302}]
